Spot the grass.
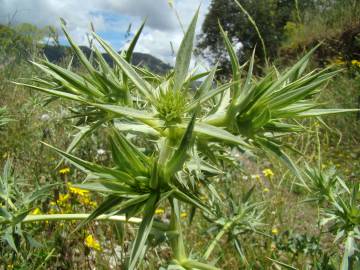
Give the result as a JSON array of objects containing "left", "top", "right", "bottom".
[
  {"left": 0, "top": 8, "right": 359, "bottom": 269},
  {"left": 282, "top": 0, "right": 360, "bottom": 51}
]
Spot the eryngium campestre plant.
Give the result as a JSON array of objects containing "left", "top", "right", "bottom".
[
  {"left": 302, "top": 166, "right": 360, "bottom": 269},
  {"left": 11, "top": 8, "right": 358, "bottom": 269},
  {"left": 0, "top": 106, "right": 12, "bottom": 128}
]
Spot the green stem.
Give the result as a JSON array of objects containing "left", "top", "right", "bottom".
[
  {"left": 169, "top": 198, "right": 187, "bottom": 263},
  {"left": 203, "top": 223, "right": 230, "bottom": 260},
  {"left": 234, "top": 0, "right": 268, "bottom": 63},
  {"left": 203, "top": 212, "right": 244, "bottom": 260},
  {"left": 182, "top": 260, "right": 220, "bottom": 270},
  {"left": 22, "top": 213, "right": 168, "bottom": 230}
]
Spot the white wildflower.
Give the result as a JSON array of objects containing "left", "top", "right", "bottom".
[{"left": 40, "top": 113, "right": 50, "bottom": 121}]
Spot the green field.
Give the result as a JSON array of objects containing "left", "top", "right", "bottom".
[{"left": 0, "top": 1, "right": 359, "bottom": 269}]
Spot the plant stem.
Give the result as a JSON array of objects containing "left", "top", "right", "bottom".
[
  {"left": 169, "top": 198, "right": 187, "bottom": 263},
  {"left": 22, "top": 213, "right": 168, "bottom": 230},
  {"left": 182, "top": 260, "right": 220, "bottom": 270},
  {"left": 203, "top": 212, "right": 244, "bottom": 260},
  {"left": 203, "top": 222, "right": 230, "bottom": 260}
]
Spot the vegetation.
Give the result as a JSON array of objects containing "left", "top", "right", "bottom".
[{"left": 0, "top": 1, "right": 359, "bottom": 269}]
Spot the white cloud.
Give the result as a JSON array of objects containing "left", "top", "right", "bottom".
[
  {"left": 101, "top": 0, "right": 178, "bottom": 31},
  {"left": 133, "top": 0, "right": 211, "bottom": 66},
  {"left": 0, "top": 0, "right": 210, "bottom": 67}
]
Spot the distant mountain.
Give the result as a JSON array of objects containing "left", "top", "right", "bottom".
[{"left": 42, "top": 44, "right": 172, "bottom": 74}]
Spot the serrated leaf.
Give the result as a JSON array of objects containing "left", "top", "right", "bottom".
[
  {"left": 186, "top": 82, "right": 233, "bottom": 112},
  {"left": 129, "top": 193, "right": 158, "bottom": 270},
  {"left": 173, "top": 9, "right": 199, "bottom": 92},
  {"left": 3, "top": 233, "right": 18, "bottom": 253},
  {"left": 110, "top": 129, "right": 149, "bottom": 174},
  {"left": 218, "top": 22, "right": 240, "bottom": 98},
  {"left": 91, "top": 103, "right": 155, "bottom": 121},
  {"left": 92, "top": 32, "right": 155, "bottom": 101},
  {"left": 43, "top": 142, "right": 135, "bottom": 185},
  {"left": 165, "top": 112, "right": 197, "bottom": 177},
  {"left": 74, "top": 195, "right": 123, "bottom": 231},
  {"left": 14, "top": 82, "right": 84, "bottom": 102},
  {"left": 57, "top": 120, "right": 105, "bottom": 168},
  {"left": 125, "top": 20, "right": 146, "bottom": 63},
  {"left": 193, "top": 64, "right": 218, "bottom": 100},
  {"left": 192, "top": 123, "right": 250, "bottom": 148}
]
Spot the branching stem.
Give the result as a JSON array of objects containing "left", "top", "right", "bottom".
[{"left": 22, "top": 213, "right": 168, "bottom": 230}]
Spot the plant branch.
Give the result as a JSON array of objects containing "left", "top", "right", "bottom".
[
  {"left": 22, "top": 213, "right": 168, "bottom": 230},
  {"left": 203, "top": 212, "right": 245, "bottom": 260}
]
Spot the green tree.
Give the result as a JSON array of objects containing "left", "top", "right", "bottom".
[
  {"left": 196, "top": 0, "right": 314, "bottom": 75},
  {"left": 0, "top": 23, "right": 50, "bottom": 64}
]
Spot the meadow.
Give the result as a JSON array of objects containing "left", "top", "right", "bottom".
[{"left": 0, "top": 1, "right": 359, "bottom": 269}]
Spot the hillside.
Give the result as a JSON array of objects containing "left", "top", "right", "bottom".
[
  {"left": 0, "top": 24, "right": 171, "bottom": 74},
  {"left": 42, "top": 44, "right": 172, "bottom": 74}
]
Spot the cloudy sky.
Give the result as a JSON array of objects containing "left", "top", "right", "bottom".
[{"left": 0, "top": 0, "right": 211, "bottom": 66}]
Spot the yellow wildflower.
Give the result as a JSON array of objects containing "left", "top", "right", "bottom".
[
  {"left": 180, "top": 212, "right": 187, "bottom": 218},
  {"left": 59, "top": 167, "right": 70, "bottom": 175},
  {"left": 263, "top": 188, "right": 270, "bottom": 193},
  {"left": 271, "top": 227, "right": 279, "bottom": 235},
  {"left": 58, "top": 193, "right": 70, "bottom": 203},
  {"left": 48, "top": 208, "right": 57, "bottom": 214},
  {"left": 155, "top": 208, "right": 165, "bottom": 215},
  {"left": 262, "top": 168, "right": 274, "bottom": 177},
  {"left": 351, "top": 59, "right": 360, "bottom": 68},
  {"left": 67, "top": 182, "right": 89, "bottom": 196},
  {"left": 84, "top": 234, "right": 101, "bottom": 251},
  {"left": 332, "top": 58, "right": 345, "bottom": 66},
  {"left": 79, "top": 196, "right": 97, "bottom": 207},
  {"left": 31, "top": 207, "right": 41, "bottom": 215}
]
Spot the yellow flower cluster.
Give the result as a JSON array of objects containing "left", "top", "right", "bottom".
[
  {"left": 67, "top": 182, "right": 89, "bottom": 196},
  {"left": 84, "top": 234, "right": 101, "bottom": 251},
  {"left": 351, "top": 59, "right": 360, "bottom": 68},
  {"left": 68, "top": 182, "right": 97, "bottom": 207},
  {"left": 47, "top": 183, "right": 96, "bottom": 215},
  {"left": 155, "top": 208, "right": 165, "bottom": 215},
  {"left": 31, "top": 207, "right": 42, "bottom": 215},
  {"left": 78, "top": 196, "right": 97, "bottom": 207},
  {"left": 271, "top": 227, "right": 279, "bottom": 235},
  {"left": 332, "top": 57, "right": 345, "bottom": 66},
  {"left": 154, "top": 208, "right": 187, "bottom": 219},
  {"left": 52, "top": 193, "right": 72, "bottom": 213},
  {"left": 59, "top": 167, "right": 70, "bottom": 175},
  {"left": 262, "top": 168, "right": 274, "bottom": 178},
  {"left": 330, "top": 58, "right": 360, "bottom": 68}
]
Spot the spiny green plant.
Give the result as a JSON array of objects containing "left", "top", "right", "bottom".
[
  {"left": 0, "top": 107, "right": 12, "bottom": 128},
  {"left": 5, "top": 8, "right": 358, "bottom": 269},
  {"left": 203, "top": 186, "right": 265, "bottom": 264},
  {"left": 0, "top": 159, "right": 53, "bottom": 254},
  {"left": 302, "top": 166, "right": 360, "bottom": 269}
]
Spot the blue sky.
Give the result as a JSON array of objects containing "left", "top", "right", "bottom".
[{"left": 0, "top": 0, "right": 210, "bottom": 66}]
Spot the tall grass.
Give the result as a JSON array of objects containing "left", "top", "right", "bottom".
[{"left": 283, "top": 0, "right": 360, "bottom": 49}]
